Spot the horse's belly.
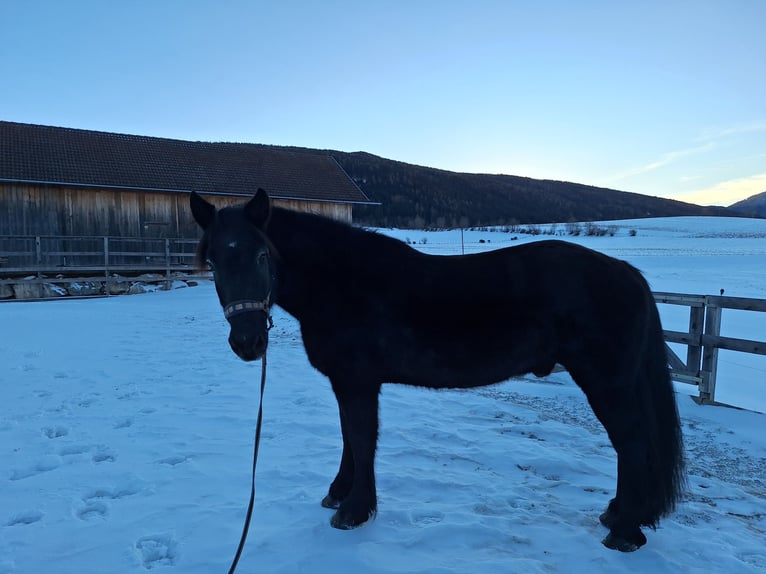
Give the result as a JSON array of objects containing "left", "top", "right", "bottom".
[
  {"left": 390, "top": 334, "right": 552, "bottom": 389},
  {"left": 301, "top": 317, "right": 554, "bottom": 389}
]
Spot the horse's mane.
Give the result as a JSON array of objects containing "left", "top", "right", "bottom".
[
  {"left": 268, "top": 206, "right": 423, "bottom": 275},
  {"left": 195, "top": 202, "right": 444, "bottom": 299}
]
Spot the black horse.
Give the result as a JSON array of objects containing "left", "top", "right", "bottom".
[{"left": 190, "top": 189, "right": 685, "bottom": 552}]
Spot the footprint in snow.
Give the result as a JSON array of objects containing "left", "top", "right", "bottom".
[
  {"left": 92, "top": 447, "right": 117, "bottom": 463},
  {"left": 135, "top": 534, "right": 178, "bottom": 569},
  {"left": 75, "top": 481, "right": 143, "bottom": 522},
  {"left": 77, "top": 396, "right": 98, "bottom": 408},
  {"left": 82, "top": 482, "right": 141, "bottom": 502},
  {"left": 9, "top": 456, "right": 61, "bottom": 481},
  {"left": 42, "top": 425, "right": 69, "bottom": 439},
  {"left": 157, "top": 455, "right": 189, "bottom": 466},
  {"left": 411, "top": 510, "right": 444, "bottom": 525},
  {"left": 6, "top": 510, "right": 44, "bottom": 526},
  {"left": 75, "top": 501, "right": 109, "bottom": 521}
]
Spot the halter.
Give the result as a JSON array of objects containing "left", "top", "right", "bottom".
[{"left": 223, "top": 295, "right": 271, "bottom": 320}]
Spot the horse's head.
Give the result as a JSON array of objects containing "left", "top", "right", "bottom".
[{"left": 191, "top": 189, "right": 277, "bottom": 362}]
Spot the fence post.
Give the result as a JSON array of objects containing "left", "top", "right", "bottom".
[
  {"left": 700, "top": 301, "right": 722, "bottom": 403},
  {"left": 103, "top": 237, "right": 110, "bottom": 295},
  {"left": 165, "top": 238, "right": 172, "bottom": 290},
  {"left": 687, "top": 305, "right": 705, "bottom": 376},
  {"left": 35, "top": 236, "right": 42, "bottom": 278}
]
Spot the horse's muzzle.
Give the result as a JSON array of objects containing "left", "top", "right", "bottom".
[{"left": 228, "top": 331, "right": 268, "bottom": 362}]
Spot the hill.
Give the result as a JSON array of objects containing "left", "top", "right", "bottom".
[
  {"left": 326, "top": 151, "right": 735, "bottom": 228},
  {"left": 729, "top": 191, "right": 766, "bottom": 217}
]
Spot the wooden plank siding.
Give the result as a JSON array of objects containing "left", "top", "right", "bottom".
[
  {"left": 0, "top": 182, "right": 352, "bottom": 239},
  {"left": 273, "top": 198, "right": 352, "bottom": 222}
]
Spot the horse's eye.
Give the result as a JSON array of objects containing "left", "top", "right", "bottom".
[
  {"left": 206, "top": 259, "right": 215, "bottom": 270},
  {"left": 256, "top": 252, "right": 268, "bottom": 265}
]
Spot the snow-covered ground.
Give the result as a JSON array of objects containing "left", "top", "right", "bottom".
[{"left": 1, "top": 216, "right": 765, "bottom": 573}]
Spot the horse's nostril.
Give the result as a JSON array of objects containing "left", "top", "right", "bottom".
[{"left": 228, "top": 332, "right": 268, "bottom": 361}]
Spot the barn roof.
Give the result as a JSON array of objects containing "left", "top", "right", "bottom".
[{"left": 0, "top": 121, "right": 373, "bottom": 204}]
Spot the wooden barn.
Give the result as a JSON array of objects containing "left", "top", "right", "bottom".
[
  {"left": 0, "top": 121, "right": 374, "bottom": 277},
  {"left": 0, "top": 121, "right": 372, "bottom": 237}
]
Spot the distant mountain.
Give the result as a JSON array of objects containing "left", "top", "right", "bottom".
[
  {"left": 268, "top": 145, "right": 741, "bottom": 228},
  {"left": 729, "top": 191, "right": 766, "bottom": 217},
  {"left": 320, "top": 151, "right": 737, "bottom": 228}
]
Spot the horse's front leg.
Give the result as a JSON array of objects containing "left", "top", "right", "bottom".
[
  {"left": 326, "top": 381, "right": 381, "bottom": 530},
  {"left": 321, "top": 408, "right": 354, "bottom": 509}
]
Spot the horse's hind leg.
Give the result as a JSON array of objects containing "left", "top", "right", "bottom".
[
  {"left": 326, "top": 380, "right": 381, "bottom": 530},
  {"left": 602, "top": 435, "right": 649, "bottom": 551},
  {"left": 321, "top": 409, "right": 354, "bottom": 509},
  {"left": 579, "top": 381, "right": 650, "bottom": 551}
]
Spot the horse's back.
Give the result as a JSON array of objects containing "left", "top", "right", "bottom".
[
  {"left": 365, "top": 239, "right": 652, "bottom": 387},
  {"left": 450, "top": 239, "right": 650, "bottom": 315}
]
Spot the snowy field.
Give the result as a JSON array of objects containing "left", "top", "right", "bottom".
[{"left": 1, "top": 216, "right": 765, "bottom": 573}]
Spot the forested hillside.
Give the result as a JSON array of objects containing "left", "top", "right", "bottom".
[
  {"left": 331, "top": 151, "right": 734, "bottom": 228},
  {"left": 730, "top": 191, "right": 766, "bottom": 217},
  {"left": 273, "top": 145, "right": 740, "bottom": 228}
]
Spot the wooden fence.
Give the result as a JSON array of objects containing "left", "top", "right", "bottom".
[
  {"left": 0, "top": 235, "right": 202, "bottom": 287},
  {"left": 654, "top": 292, "right": 766, "bottom": 405}
]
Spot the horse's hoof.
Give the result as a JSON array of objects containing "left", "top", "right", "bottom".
[
  {"left": 330, "top": 512, "right": 359, "bottom": 530},
  {"left": 321, "top": 494, "right": 341, "bottom": 509},
  {"left": 330, "top": 508, "right": 375, "bottom": 530},
  {"left": 602, "top": 529, "right": 647, "bottom": 552}
]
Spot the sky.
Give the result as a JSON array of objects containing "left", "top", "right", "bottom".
[{"left": 1, "top": 1, "right": 764, "bottom": 206}]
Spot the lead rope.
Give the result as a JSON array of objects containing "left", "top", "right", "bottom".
[{"left": 227, "top": 348, "right": 268, "bottom": 574}]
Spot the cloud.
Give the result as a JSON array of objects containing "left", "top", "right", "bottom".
[
  {"left": 673, "top": 172, "right": 766, "bottom": 206},
  {"left": 601, "top": 120, "right": 766, "bottom": 188},
  {"left": 695, "top": 120, "right": 766, "bottom": 143},
  {"left": 604, "top": 142, "right": 715, "bottom": 184}
]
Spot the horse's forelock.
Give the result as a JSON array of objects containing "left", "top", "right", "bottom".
[{"left": 194, "top": 223, "right": 281, "bottom": 271}]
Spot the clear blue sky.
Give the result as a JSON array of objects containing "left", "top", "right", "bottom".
[{"left": 1, "top": 1, "right": 764, "bottom": 206}]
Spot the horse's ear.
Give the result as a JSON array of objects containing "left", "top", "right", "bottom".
[
  {"left": 190, "top": 191, "right": 216, "bottom": 230},
  {"left": 245, "top": 188, "right": 271, "bottom": 229}
]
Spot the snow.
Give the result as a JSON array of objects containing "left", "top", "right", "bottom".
[{"left": 1, "top": 216, "right": 765, "bottom": 573}]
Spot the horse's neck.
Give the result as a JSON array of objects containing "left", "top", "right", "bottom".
[
  {"left": 267, "top": 208, "right": 434, "bottom": 317},
  {"left": 268, "top": 207, "right": 340, "bottom": 265},
  {"left": 267, "top": 208, "right": 347, "bottom": 315}
]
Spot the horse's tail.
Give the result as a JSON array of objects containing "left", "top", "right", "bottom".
[{"left": 638, "top": 297, "right": 687, "bottom": 526}]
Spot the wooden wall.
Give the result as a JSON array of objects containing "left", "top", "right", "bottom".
[
  {"left": 0, "top": 183, "right": 353, "bottom": 239},
  {"left": 272, "top": 198, "right": 352, "bottom": 223}
]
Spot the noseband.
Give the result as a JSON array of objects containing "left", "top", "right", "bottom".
[{"left": 224, "top": 294, "right": 272, "bottom": 321}]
